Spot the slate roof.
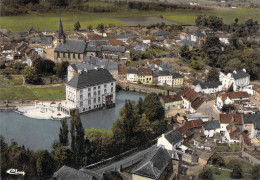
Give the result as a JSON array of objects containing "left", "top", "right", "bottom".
[
  {"left": 131, "top": 147, "right": 171, "bottom": 179},
  {"left": 192, "top": 30, "right": 205, "bottom": 37},
  {"left": 115, "top": 33, "right": 137, "bottom": 39},
  {"left": 101, "top": 45, "right": 125, "bottom": 53},
  {"left": 88, "top": 40, "right": 107, "bottom": 46},
  {"left": 30, "top": 37, "right": 53, "bottom": 44},
  {"left": 178, "top": 39, "right": 195, "bottom": 46},
  {"left": 156, "top": 36, "right": 164, "bottom": 41},
  {"left": 67, "top": 69, "right": 115, "bottom": 89},
  {"left": 231, "top": 70, "right": 250, "bottom": 80},
  {"left": 54, "top": 40, "right": 87, "bottom": 53},
  {"left": 172, "top": 73, "right": 183, "bottom": 78},
  {"left": 254, "top": 121, "right": 260, "bottom": 130},
  {"left": 158, "top": 71, "right": 171, "bottom": 76},
  {"left": 86, "top": 45, "right": 97, "bottom": 52},
  {"left": 127, "top": 69, "right": 137, "bottom": 74},
  {"left": 53, "top": 165, "right": 96, "bottom": 180},
  {"left": 243, "top": 114, "right": 260, "bottom": 124},
  {"left": 153, "top": 30, "right": 169, "bottom": 36},
  {"left": 164, "top": 130, "right": 183, "bottom": 145},
  {"left": 204, "top": 120, "right": 220, "bottom": 130},
  {"left": 107, "top": 61, "right": 118, "bottom": 70},
  {"left": 137, "top": 68, "right": 153, "bottom": 76},
  {"left": 198, "top": 81, "right": 222, "bottom": 89},
  {"left": 134, "top": 43, "right": 148, "bottom": 52}
]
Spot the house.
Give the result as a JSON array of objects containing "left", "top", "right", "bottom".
[
  {"left": 86, "top": 40, "right": 107, "bottom": 57},
  {"left": 251, "top": 121, "right": 260, "bottom": 138},
  {"left": 133, "top": 43, "right": 148, "bottom": 52},
  {"left": 203, "top": 120, "right": 220, "bottom": 137},
  {"left": 177, "top": 88, "right": 204, "bottom": 113},
  {"left": 153, "top": 30, "right": 169, "bottom": 38},
  {"left": 137, "top": 68, "right": 153, "bottom": 84},
  {"left": 219, "top": 69, "right": 254, "bottom": 95},
  {"left": 190, "top": 30, "right": 205, "bottom": 45},
  {"left": 194, "top": 81, "right": 222, "bottom": 94},
  {"left": 15, "top": 41, "right": 28, "bottom": 54},
  {"left": 157, "top": 71, "right": 183, "bottom": 86},
  {"left": 157, "top": 130, "right": 183, "bottom": 150},
  {"left": 67, "top": 55, "right": 118, "bottom": 81},
  {"left": 101, "top": 45, "right": 126, "bottom": 60},
  {"left": 243, "top": 114, "right": 260, "bottom": 138},
  {"left": 142, "top": 36, "right": 156, "bottom": 45},
  {"left": 59, "top": 69, "right": 116, "bottom": 115},
  {"left": 216, "top": 92, "right": 250, "bottom": 109},
  {"left": 172, "top": 73, "right": 184, "bottom": 86},
  {"left": 126, "top": 69, "right": 137, "bottom": 82},
  {"left": 186, "top": 113, "right": 209, "bottom": 122},
  {"left": 147, "top": 59, "right": 172, "bottom": 72},
  {"left": 108, "top": 39, "right": 124, "bottom": 46},
  {"left": 27, "top": 26, "right": 37, "bottom": 34},
  {"left": 160, "top": 95, "right": 182, "bottom": 110},
  {"left": 216, "top": 31, "right": 231, "bottom": 44},
  {"left": 115, "top": 33, "right": 137, "bottom": 43},
  {"left": 54, "top": 18, "right": 87, "bottom": 63},
  {"left": 53, "top": 165, "right": 101, "bottom": 180},
  {"left": 118, "top": 65, "right": 126, "bottom": 81},
  {"left": 202, "top": 29, "right": 215, "bottom": 37},
  {"left": 131, "top": 147, "right": 172, "bottom": 180},
  {"left": 29, "top": 36, "right": 54, "bottom": 54},
  {"left": 178, "top": 119, "right": 204, "bottom": 137}
]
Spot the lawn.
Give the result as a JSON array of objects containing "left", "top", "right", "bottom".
[
  {"left": 1, "top": 8, "right": 259, "bottom": 32},
  {"left": 214, "top": 143, "right": 240, "bottom": 152},
  {"left": 0, "top": 75, "right": 65, "bottom": 101},
  {"left": 213, "top": 168, "right": 251, "bottom": 180}
]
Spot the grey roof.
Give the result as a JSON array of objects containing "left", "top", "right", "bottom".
[
  {"left": 115, "top": 33, "right": 137, "bottom": 39},
  {"left": 82, "top": 55, "right": 108, "bottom": 68},
  {"left": 86, "top": 45, "right": 97, "bottom": 52},
  {"left": 53, "top": 165, "right": 95, "bottom": 180},
  {"left": 156, "top": 36, "right": 164, "bottom": 41},
  {"left": 131, "top": 147, "right": 171, "bottom": 179},
  {"left": 164, "top": 130, "right": 183, "bottom": 145},
  {"left": 172, "top": 73, "right": 183, "bottom": 78},
  {"left": 107, "top": 61, "right": 118, "bottom": 70},
  {"left": 127, "top": 69, "right": 137, "bottom": 74},
  {"left": 159, "top": 62, "right": 172, "bottom": 71},
  {"left": 101, "top": 45, "right": 126, "bottom": 53},
  {"left": 134, "top": 43, "right": 148, "bottom": 52},
  {"left": 192, "top": 80, "right": 202, "bottom": 86},
  {"left": 231, "top": 70, "right": 250, "bottom": 80},
  {"left": 158, "top": 70, "right": 171, "bottom": 76},
  {"left": 153, "top": 30, "right": 169, "bottom": 36},
  {"left": 198, "top": 81, "right": 222, "bottom": 89},
  {"left": 254, "top": 121, "right": 260, "bottom": 130},
  {"left": 67, "top": 69, "right": 115, "bottom": 89},
  {"left": 204, "top": 30, "right": 215, "bottom": 36},
  {"left": 243, "top": 114, "right": 260, "bottom": 124},
  {"left": 57, "top": 17, "right": 65, "bottom": 39},
  {"left": 179, "top": 39, "right": 195, "bottom": 46},
  {"left": 54, "top": 39, "right": 86, "bottom": 53},
  {"left": 30, "top": 37, "right": 53, "bottom": 44},
  {"left": 192, "top": 30, "right": 205, "bottom": 37},
  {"left": 186, "top": 113, "right": 208, "bottom": 120},
  {"left": 88, "top": 40, "right": 107, "bottom": 46},
  {"left": 204, "top": 120, "right": 220, "bottom": 130}
]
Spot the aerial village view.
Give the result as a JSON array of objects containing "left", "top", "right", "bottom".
[{"left": 1, "top": 0, "right": 260, "bottom": 179}]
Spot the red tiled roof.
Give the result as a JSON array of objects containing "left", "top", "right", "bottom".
[
  {"left": 219, "top": 92, "right": 249, "bottom": 100},
  {"left": 229, "top": 128, "right": 240, "bottom": 138},
  {"left": 109, "top": 39, "right": 124, "bottom": 46},
  {"left": 148, "top": 59, "right": 162, "bottom": 66},
  {"left": 25, "top": 48, "right": 32, "bottom": 53},
  {"left": 219, "top": 114, "right": 243, "bottom": 124},
  {"left": 191, "top": 97, "right": 204, "bottom": 110},
  {"left": 161, "top": 95, "right": 182, "bottom": 103},
  {"left": 118, "top": 66, "right": 126, "bottom": 73},
  {"left": 88, "top": 34, "right": 102, "bottom": 40},
  {"left": 178, "top": 119, "right": 203, "bottom": 134},
  {"left": 178, "top": 88, "right": 198, "bottom": 102},
  {"left": 241, "top": 132, "right": 250, "bottom": 145},
  {"left": 142, "top": 36, "right": 156, "bottom": 41}
]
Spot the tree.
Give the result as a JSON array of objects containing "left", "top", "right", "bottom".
[
  {"left": 136, "top": 97, "right": 144, "bottom": 115},
  {"left": 251, "top": 165, "right": 260, "bottom": 180},
  {"left": 180, "top": 45, "right": 192, "bottom": 61},
  {"left": 207, "top": 68, "right": 219, "bottom": 82},
  {"left": 74, "top": 21, "right": 81, "bottom": 31},
  {"left": 59, "top": 119, "right": 69, "bottom": 146},
  {"left": 230, "top": 163, "right": 243, "bottom": 179},
  {"left": 199, "top": 167, "right": 214, "bottom": 180},
  {"left": 23, "top": 67, "right": 42, "bottom": 84},
  {"left": 211, "top": 154, "right": 225, "bottom": 166},
  {"left": 96, "top": 23, "right": 105, "bottom": 38},
  {"left": 50, "top": 0, "right": 68, "bottom": 7},
  {"left": 34, "top": 150, "right": 55, "bottom": 176},
  {"left": 34, "top": 59, "right": 55, "bottom": 75},
  {"left": 51, "top": 141, "right": 71, "bottom": 169},
  {"left": 70, "top": 112, "right": 85, "bottom": 168},
  {"left": 235, "top": 17, "right": 238, "bottom": 24},
  {"left": 87, "top": 24, "right": 92, "bottom": 32},
  {"left": 55, "top": 61, "right": 69, "bottom": 78},
  {"left": 143, "top": 93, "right": 165, "bottom": 122}
]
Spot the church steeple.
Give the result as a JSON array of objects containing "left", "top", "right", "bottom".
[{"left": 57, "top": 17, "right": 66, "bottom": 43}]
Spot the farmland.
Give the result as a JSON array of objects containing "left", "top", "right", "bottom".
[{"left": 0, "top": 8, "right": 259, "bottom": 32}]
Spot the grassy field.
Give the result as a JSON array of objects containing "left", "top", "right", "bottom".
[
  {"left": 0, "top": 75, "right": 65, "bottom": 101},
  {"left": 1, "top": 8, "right": 259, "bottom": 32},
  {"left": 214, "top": 143, "right": 240, "bottom": 152}
]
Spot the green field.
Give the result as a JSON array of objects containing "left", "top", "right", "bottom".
[
  {"left": 0, "top": 76, "right": 65, "bottom": 101},
  {"left": 1, "top": 8, "right": 259, "bottom": 32}
]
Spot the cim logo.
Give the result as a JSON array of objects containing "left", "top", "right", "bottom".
[{"left": 6, "top": 169, "right": 26, "bottom": 176}]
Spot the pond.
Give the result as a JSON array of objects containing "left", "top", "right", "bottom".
[{"left": 0, "top": 91, "right": 144, "bottom": 150}]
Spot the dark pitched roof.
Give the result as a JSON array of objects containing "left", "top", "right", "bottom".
[
  {"left": 53, "top": 165, "right": 95, "bottom": 180},
  {"left": 54, "top": 39, "right": 86, "bottom": 53},
  {"left": 137, "top": 68, "right": 153, "bottom": 76},
  {"left": 178, "top": 119, "right": 203, "bottom": 134},
  {"left": 30, "top": 37, "right": 53, "bottom": 44},
  {"left": 161, "top": 95, "right": 182, "bottom": 103},
  {"left": 164, "top": 130, "right": 183, "bottom": 145},
  {"left": 192, "top": 30, "right": 205, "bottom": 37},
  {"left": 86, "top": 45, "right": 97, "bottom": 52},
  {"left": 88, "top": 40, "right": 107, "bottom": 46},
  {"left": 191, "top": 97, "right": 204, "bottom": 110},
  {"left": 219, "top": 114, "right": 243, "bottom": 124},
  {"left": 115, "top": 33, "right": 137, "bottom": 39},
  {"left": 198, "top": 81, "right": 222, "bottom": 89},
  {"left": 127, "top": 69, "right": 137, "bottom": 74},
  {"left": 179, "top": 39, "right": 195, "bottom": 46},
  {"left": 131, "top": 147, "right": 171, "bottom": 179},
  {"left": 67, "top": 69, "right": 115, "bottom": 89},
  {"left": 218, "top": 92, "right": 249, "bottom": 100},
  {"left": 153, "top": 30, "right": 169, "bottom": 36},
  {"left": 204, "top": 120, "right": 220, "bottom": 130},
  {"left": 101, "top": 45, "right": 125, "bottom": 53},
  {"left": 178, "top": 88, "right": 198, "bottom": 102},
  {"left": 158, "top": 71, "right": 171, "bottom": 76},
  {"left": 243, "top": 114, "right": 260, "bottom": 124},
  {"left": 172, "top": 73, "right": 183, "bottom": 78},
  {"left": 231, "top": 70, "right": 250, "bottom": 80},
  {"left": 57, "top": 17, "right": 65, "bottom": 39}
]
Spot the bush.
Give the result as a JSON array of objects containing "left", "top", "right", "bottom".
[
  {"left": 230, "top": 163, "right": 243, "bottom": 179},
  {"left": 199, "top": 167, "right": 214, "bottom": 180}
]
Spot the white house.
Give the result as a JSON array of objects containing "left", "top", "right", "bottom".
[
  {"left": 216, "top": 92, "right": 249, "bottom": 109},
  {"left": 186, "top": 113, "right": 209, "bottom": 122},
  {"left": 157, "top": 130, "right": 183, "bottom": 151},
  {"left": 219, "top": 69, "right": 254, "bottom": 95},
  {"left": 59, "top": 69, "right": 116, "bottom": 115},
  {"left": 251, "top": 121, "right": 260, "bottom": 138},
  {"left": 203, "top": 120, "right": 221, "bottom": 137},
  {"left": 157, "top": 71, "right": 173, "bottom": 86},
  {"left": 194, "top": 81, "right": 222, "bottom": 94},
  {"left": 126, "top": 69, "right": 137, "bottom": 82}
]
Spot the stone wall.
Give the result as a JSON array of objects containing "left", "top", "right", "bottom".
[{"left": 241, "top": 151, "right": 260, "bottom": 165}]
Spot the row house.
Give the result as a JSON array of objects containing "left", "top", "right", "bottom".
[
  {"left": 216, "top": 91, "right": 250, "bottom": 109},
  {"left": 194, "top": 81, "right": 222, "bottom": 94},
  {"left": 160, "top": 94, "right": 182, "bottom": 110},
  {"left": 203, "top": 120, "right": 221, "bottom": 138},
  {"left": 137, "top": 68, "right": 153, "bottom": 84},
  {"left": 59, "top": 69, "right": 116, "bottom": 115},
  {"left": 101, "top": 45, "right": 127, "bottom": 60},
  {"left": 126, "top": 69, "right": 137, "bottom": 82},
  {"left": 157, "top": 71, "right": 183, "bottom": 86}
]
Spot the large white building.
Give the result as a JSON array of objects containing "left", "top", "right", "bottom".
[
  {"left": 219, "top": 69, "right": 254, "bottom": 95},
  {"left": 59, "top": 69, "right": 116, "bottom": 114}
]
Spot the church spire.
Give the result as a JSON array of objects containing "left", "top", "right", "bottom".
[{"left": 57, "top": 17, "right": 65, "bottom": 42}]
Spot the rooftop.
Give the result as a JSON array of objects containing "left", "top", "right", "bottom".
[
  {"left": 164, "top": 130, "right": 183, "bottom": 145},
  {"left": 54, "top": 39, "right": 86, "bottom": 54},
  {"left": 219, "top": 114, "right": 243, "bottom": 124},
  {"left": 204, "top": 120, "right": 220, "bottom": 130}
]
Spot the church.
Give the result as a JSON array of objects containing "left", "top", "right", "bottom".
[{"left": 54, "top": 18, "right": 87, "bottom": 63}]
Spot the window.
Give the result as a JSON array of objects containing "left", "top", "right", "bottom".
[
  {"left": 88, "top": 100, "right": 91, "bottom": 105},
  {"left": 88, "top": 88, "right": 91, "bottom": 92},
  {"left": 104, "top": 89, "right": 107, "bottom": 93},
  {"left": 63, "top": 52, "right": 65, "bottom": 57},
  {"left": 111, "top": 87, "right": 113, "bottom": 92},
  {"left": 88, "top": 93, "right": 91, "bottom": 98},
  {"left": 94, "top": 98, "right": 96, "bottom": 103},
  {"left": 94, "top": 87, "right": 96, "bottom": 90},
  {"left": 80, "top": 102, "right": 83, "bottom": 107},
  {"left": 94, "top": 91, "right": 96, "bottom": 96},
  {"left": 104, "top": 84, "right": 107, "bottom": 88},
  {"left": 98, "top": 86, "right": 100, "bottom": 89},
  {"left": 57, "top": 52, "right": 60, "bottom": 58},
  {"left": 68, "top": 53, "right": 71, "bottom": 58},
  {"left": 111, "top": 83, "right": 113, "bottom": 86},
  {"left": 78, "top": 54, "right": 80, "bottom": 59},
  {"left": 98, "top": 90, "right": 100, "bottom": 95},
  {"left": 73, "top": 53, "right": 75, "bottom": 59},
  {"left": 80, "top": 90, "right": 83, "bottom": 94},
  {"left": 98, "top": 97, "right": 100, "bottom": 103},
  {"left": 80, "top": 95, "right": 83, "bottom": 100},
  {"left": 83, "top": 108, "right": 85, "bottom": 111}
]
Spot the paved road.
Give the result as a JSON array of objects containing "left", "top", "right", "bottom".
[{"left": 96, "top": 144, "right": 157, "bottom": 174}]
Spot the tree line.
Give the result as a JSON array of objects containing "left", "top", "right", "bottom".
[{"left": 1, "top": 93, "right": 167, "bottom": 178}]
